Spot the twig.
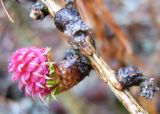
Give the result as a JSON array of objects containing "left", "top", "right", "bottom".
[
  {"left": 38, "top": 0, "right": 149, "bottom": 114},
  {"left": 1, "top": 0, "right": 14, "bottom": 23}
]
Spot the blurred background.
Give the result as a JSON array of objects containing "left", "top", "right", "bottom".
[{"left": 0, "top": 0, "right": 160, "bottom": 114}]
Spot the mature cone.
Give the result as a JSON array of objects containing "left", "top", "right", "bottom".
[{"left": 8, "top": 47, "right": 91, "bottom": 98}]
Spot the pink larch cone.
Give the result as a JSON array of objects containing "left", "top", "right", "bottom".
[
  {"left": 8, "top": 47, "right": 51, "bottom": 97},
  {"left": 8, "top": 47, "right": 91, "bottom": 99}
]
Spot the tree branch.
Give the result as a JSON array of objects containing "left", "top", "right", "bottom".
[{"left": 35, "top": 0, "right": 149, "bottom": 114}]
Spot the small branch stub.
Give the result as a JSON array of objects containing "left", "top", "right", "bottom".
[
  {"left": 117, "top": 66, "right": 159, "bottom": 99},
  {"left": 30, "top": 1, "right": 49, "bottom": 20}
]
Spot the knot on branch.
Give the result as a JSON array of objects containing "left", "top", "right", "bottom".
[
  {"left": 54, "top": 7, "right": 94, "bottom": 48},
  {"left": 117, "top": 66, "right": 159, "bottom": 99},
  {"left": 64, "top": 49, "right": 92, "bottom": 78},
  {"left": 30, "top": 1, "right": 49, "bottom": 20},
  {"left": 117, "top": 66, "right": 144, "bottom": 87}
]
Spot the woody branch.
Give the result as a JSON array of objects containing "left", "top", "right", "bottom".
[{"left": 29, "top": 0, "right": 150, "bottom": 114}]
